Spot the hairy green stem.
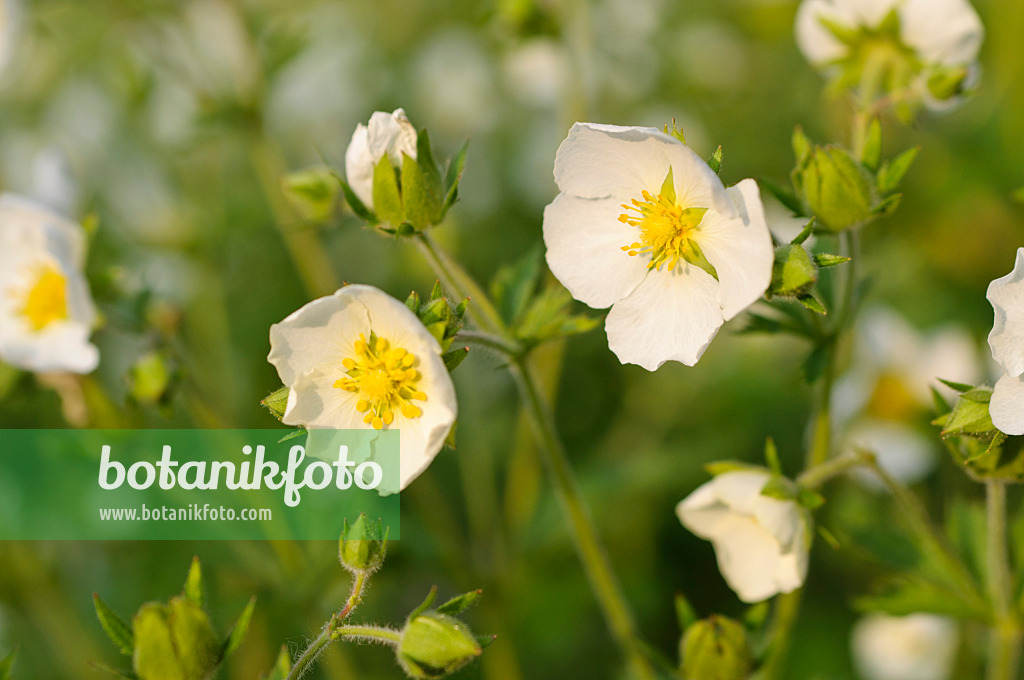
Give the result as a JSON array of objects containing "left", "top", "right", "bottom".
[
  {"left": 413, "top": 233, "right": 657, "bottom": 680},
  {"left": 286, "top": 571, "right": 369, "bottom": 680},
  {"left": 332, "top": 624, "right": 403, "bottom": 645},
  {"left": 986, "top": 481, "right": 1021, "bottom": 680}
]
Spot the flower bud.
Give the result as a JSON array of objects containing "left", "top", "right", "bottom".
[
  {"left": 339, "top": 514, "right": 388, "bottom": 574},
  {"left": 800, "top": 146, "right": 874, "bottom": 232},
  {"left": 132, "top": 597, "right": 220, "bottom": 680},
  {"left": 397, "top": 611, "right": 482, "bottom": 679},
  {"left": 679, "top": 616, "right": 751, "bottom": 680},
  {"left": 770, "top": 244, "right": 817, "bottom": 298}
]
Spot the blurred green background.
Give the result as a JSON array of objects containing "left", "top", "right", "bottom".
[{"left": 0, "top": 0, "right": 1022, "bottom": 678}]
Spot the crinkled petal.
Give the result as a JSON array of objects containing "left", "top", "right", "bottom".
[
  {"left": 553, "top": 123, "right": 679, "bottom": 200},
  {"left": 695, "top": 179, "right": 773, "bottom": 320},
  {"left": 900, "top": 0, "right": 983, "bottom": 66},
  {"left": 987, "top": 248, "right": 1024, "bottom": 377},
  {"left": 605, "top": 265, "right": 723, "bottom": 370},
  {"left": 991, "top": 372, "right": 1024, "bottom": 436},
  {"left": 542, "top": 193, "right": 650, "bottom": 309},
  {"left": 708, "top": 514, "right": 793, "bottom": 603}
]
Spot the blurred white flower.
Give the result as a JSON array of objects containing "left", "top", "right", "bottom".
[
  {"left": 268, "top": 285, "right": 457, "bottom": 491},
  {"left": 0, "top": 194, "right": 98, "bottom": 373},
  {"left": 677, "top": 470, "right": 810, "bottom": 603},
  {"left": 501, "top": 39, "right": 570, "bottom": 109},
  {"left": 795, "top": 0, "right": 983, "bottom": 108},
  {"left": 852, "top": 613, "right": 958, "bottom": 680},
  {"left": 987, "top": 248, "right": 1024, "bottom": 435},
  {"left": 835, "top": 307, "right": 980, "bottom": 485},
  {"left": 410, "top": 32, "right": 497, "bottom": 139},
  {"left": 543, "top": 122, "right": 773, "bottom": 370},
  {"left": 344, "top": 109, "right": 418, "bottom": 211}
]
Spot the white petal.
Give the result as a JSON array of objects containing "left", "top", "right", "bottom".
[
  {"left": 695, "top": 179, "right": 773, "bottom": 320},
  {"left": 852, "top": 614, "right": 958, "bottom": 680},
  {"left": 284, "top": 368, "right": 367, "bottom": 430},
  {"left": 707, "top": 470, "right": 772, "bottom": 511},
  {"left": 605, "top": 265, "right": 724, "bottom": 370},
  {"left": 344, "top": 124, "right": 374, "bottom": 209},
  {"left": 268, "top": 289, "right": 369, "bottom": 386},
  {"left": 553, "top": 122, "right": 679, "bottom": 200},
  {"left": 991, "top": 373, "right": 1024, "bottom": 436},
  {"left": 987, "top": 248, "right": 1024, "bottom": 377},
  {"left": 847, "top": 420, "right": 936, "bottom": 489},
  {"left": 708, "top": 513, "right": 792, "bottom": 603},
  {"left": 663, "top": 141, "right": 736, "bottom": 218},
  {"left": 542, "top": 193, "right": 650, "bottom": 309},
  {"left": 795, "top": 0, "right": 853, "bottom": 65},
  {"left": 0, "top": 193, "right": 86, "bottom": 268},
  {"left": 900, "top": 0, "right": 984, "bottom": 66}
]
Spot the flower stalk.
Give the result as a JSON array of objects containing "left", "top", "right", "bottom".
[
  {"left": 285, "top": 571, "right": 370, "bottom": 680},
  {"left": 986, "top": 480, "right": 1021, "bottom": 680}
]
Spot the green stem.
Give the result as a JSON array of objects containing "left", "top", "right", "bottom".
[
  {"left": 332, "top": 624, "right": 403, "bottom": 645},
  {"left": 760, "top": 590, "right": 803, "bottom": 680},
  {"left": 986, "top": 481, "right": 1021, "bottom": 680},
  {"left": 457, "top": 330, "right": 525, "bottom": 358},
  {"left": 807, "top": 347, "right": 835, "bottom": 468},
  {"left": 413, "top": 233, "right": 657, "bottom": 680},
  {"left": 285, "top": 571, "right": 370, "bottom": 680},
  {"left": 796, "top": 454, "right": 868, "bottom": 489}
]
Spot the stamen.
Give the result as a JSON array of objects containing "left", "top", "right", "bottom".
[{"left": 336, "top": 332, "right": 428, "bottom": 429}]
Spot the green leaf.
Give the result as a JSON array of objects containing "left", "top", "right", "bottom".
[
  {"left": 372, "top": 156, "right": 404, "bottom": 227},
  {"left": 938, "top": 379, "right": 976, "bottom": 393},
  {"left": 707, "top": 146, "right": 723, "bottom": 174},
  {"left": 861, "top": 118, "right": 883, "bottom": 172},
  {"left": 261, "top": 387, "right": 289, "bottom": 421},
  {"left": 441, "top": 140, "right": 469, "bottom": 218},
  {"left": 854, "top": 576, "right": 982, "bottom": 618},
  {"left": 813, "top": 253, "right": 851, "bottom": 268},
  {"left": 764, "top": 437, "right": 782, "bottom": 475},
  {"left": 261, "top": 647, "right": 291, "bottom": 680},
  {"left": 339, "top": 179, "right": 376, "bottom": 223},
  {"left": 760, "top": 178, "right": 804, "bottom": 216},
  {"left": 515, "top": 286, "right": 600, "bottom": 345},
  {"left": 221, "top": 596, "right": 257, "bottom": 659},
  {"left": 674, "top": 593, "right": 699, "bottom": 633},
  {"left": 792, "top": 127, "right": 812, "bottom": 166},
  {"left": 436, "top": 590, "right": 483, "bottom": 616},
  {"left": 183, "top": 557, "right": 204, "bottom": 609},
  {"left": 93, "top": 593, "right": 135, "bottom": 656},
  {"left": 877, "top": 147, "right": 920, "bottom": 194},
  {"left": 490, "top": 246, "right": 543, "bottom": 326},
  {"left": 0, "top": 650, "right": 16, "bottom": 680},
  {"left": 280, "top": 166, "right": 340, "bottom": 222}
]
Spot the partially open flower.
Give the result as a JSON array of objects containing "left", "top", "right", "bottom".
[
  {"left": 542, "top": 123, "right": 773, "bottom": 370},
  {"left": 345, "top": 109, "right": 418, "bottom": 211},
  {"left": 0, "top": 193, "right": 99, "bottom": 373},
  {"left": 268, "top": 285, "right": 457, "bottom": 490},
  {"left": 677, "top": 470, "right": 810, "bottom": 603},
  {"left": 852, "top": 613, "right": 958, "bottom": 680},
  {"left": 795, "top": 0, "right": 984, "bottom": 109},
  {"left": 987, "top": 248, "right": 1024, "bottom": 435}
]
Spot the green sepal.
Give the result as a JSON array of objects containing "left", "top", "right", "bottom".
[
  {"left": 817, "top": 525, "right": 841, "bottom": 549},
  {"left": 416, "top": 129, "right": 444, "bottom": 201},
  {"left": 281, "top": 166, "right": 340, "bottom": 222},
  {"left": 132, "top": 598, "right": 220, "bottom": 680},
  {"left": 764, "top": 437, "right": 782, "bottom": 476},
  {"left": 705, "top": 461, "right": 767, "bottom": 476},
  {"left": 372, "top": 156, "right": 404, "bottom": 227},
  {"left": 397, "top": 611, "right": 483, "bottom": 680},
  {"left": 183, "top": 557, "right": 204, "bottom": 609},
  {"left": 402, "top": 152, "right": 442, "bottom": 231},
  {"left": 129, "top": 351, "right": 172, "bottom": 406},
  {"left": 442, "top": 347, "right": 469, "bottom": 373},
  {"left": 770, "top": 244, "right": 817, "bottom": 298},
  {"left": 490, "top": 246, "right": 543, "bottom": 326},
  {"left": 430, "top": 280, "right": 444, "bottom": 301},
  {"left": 873, "top": 193, "right": 903, "bottom": 216},
  {"left": 441, "top": 140, "right": 469, "bottom": 218},
  {"left": 514, "top": 286, "right": 601, "bottom": 347},
  {"left": 707, "top": 146, "right": 723, "bottom": 175},
  {"left": 405, "top": 290, "right": 421, "bottom": 314},
  {"left": 674, "top": 593, "right": 699, "bottom": 633},
  {"left": 87, "top": 660, "right": 135, "bottom": 679},
  {"left": 476, "top": 635, "right": 497, "bottom": 649},
  {"left": 261, "top": 387, "right": 289, "bottom": 421},
  {"left": 760, "top": 476, "right": 797, "bottom": 502},
  {"left": 792, "top": 127, "right": 812, "bottom": 167},
  {"left": 436, "top": 590, "right": 483, "bottom": 616},
  {"left": 94, "top": 593, "right": 135, "bottom": 656},
  {"left": 927, "top": 66, "right": 970, "bottom": 102},
  {"left": 938, "top": 379, "right": 976, "bottom": 393},
  {"left": 261, "top": 646, "right": 291, "bottom": 680},
  {"left": 337, "top": 178, "right": 375, "bottom": 223},
  {"left": 339, "top": 514, "right": 388, "bottom": 574},
  {"left": 877, "top": 147, "right": 920, "bottom": 194},
  {"left": 940, "top": 388, "right": 996, "bottom": 439},
  {"left": 861, "top": 118, "right": 883, "bottom": 173},
  {"left": 221, "top": 596, "right": 256, "bottom": 660},
  {"left": 813, "top": 253, "right": 851, "bottom": 268},
  {"left": 790, "top": 218, "right": 815, "bottom": 245},
  {"left": 409, "top": 586, "right": 438, "bottom": 621},
  {"left": 664, "top": 120, "right": 686, "bottom": 144},
  {"left": 797, "top": 488, "right": 826, "bottom": 511},
  {"left": 797, "top": 293, "right": 827, "bottom": 315},
  {"left": 679, "top": 617, "right": 751, "bottom": 680}
]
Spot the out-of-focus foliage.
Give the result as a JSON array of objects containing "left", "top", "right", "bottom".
[{"left": 0, "top": 0, "right": 1022, "bottom": 678}]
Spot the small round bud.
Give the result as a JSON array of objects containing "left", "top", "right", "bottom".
[
  {"left": 133, "top": 597, "right": 220, "bottom": 680},
  {"left": 339, "top": 514, "right": 388, "bottom": 574},
  {"left": 679, "top": 616, "right": 752, "bottom": 680},
  {"left": 397, "top": 611, "right": 482, "bottom": 679}
]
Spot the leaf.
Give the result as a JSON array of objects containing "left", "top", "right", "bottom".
[
  {"left": 813, "top": 253, "right": 851, "bottom": 268},
  {"left": 938, "top": 379, "right": 976, "bottom": 393},
  {"left": 338, "top": 179, "right": 376, "bottom": 223},
  {"left": 436, "top": 590, "right": 483, "bottom": 616},
  {"left": 184, "top": 557, "right": 204, "bottom": 609},
  {"left": 93, "top": 593, "right": 135, "bottom": 656},
  {"left": 490, "top": 246, "right": 543, "bottom": 326},
  {"left": 441, "top": 140, "right": 469, "bottom": 218},
  {"left": 861, "top": 118, "right": 883, "bottom": 172},
  {"left": 792, "top": 126, "right": 812, "bottom": 166},
  {"left": 674, "top": 593, "right": 699, "bottom": 633},
  {"left": 372, "top": 156, "right": 404, "bottom": 227},
  {"left": 221, "top": 596, "right": 257, "bottom": 659},
  {"left": 854, "top": 576, "right": 982, "bottom": 618},
  {"left": 261, "top": 646, "right": 291, "bottom": 680},
  {"left": 707, "top": 146, "right": 723, "bottom": 174},
  {"left": 515, "top": 286, "right": 600, "bottom": 345},
  {"left": 764, "top": 438, "right": 782, "bottom": 475},
  {"left": 877, "top": 147, "right": 920, "bottom": 194}
]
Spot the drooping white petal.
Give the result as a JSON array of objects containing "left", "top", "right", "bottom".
[
  {"left": 703, "top": 469, "right": 772, "bottom": 511},
  {"left": 987, "top": 248, "right": 1024, "bottom": 377},
  {"left": 695, "top": 179, "right": 773, "bottom": 320},
  {"left": 542, "top": 193, "right": 650, "bottom": 309},
  {"left": 553, "top": 123, "right": 677, "bottom": 201},
  {"left": 268, "top": 289, "right": 369, "bottom": 386},
  {"left": 706, "top": 513, "right": 796, "bottom": 603},
  {"left": 990, "top": 373, "right": 1024, "bottom": 437},
  {"left": 900, "top": 0, "right": 984, "bottom": 67},
  {"left": 605, "top": 264, "right": 723, "bottom": 370}
]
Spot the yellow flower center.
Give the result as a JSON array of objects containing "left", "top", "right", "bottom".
[
  {"left": 865, "top": 372, "right": 919, "bottom": 422},
  {"left": 17, "top": 264, "right": 69, "bottom": 331},
  {"left": 334, "top": 333, "right": 427, "bottom": 430},
  {"left": 619, "top": 190, "right": 708, "bottom": 272}
]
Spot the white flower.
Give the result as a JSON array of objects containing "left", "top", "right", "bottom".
[
  {"left": 676, "top": 470, "right": 810, "bottom": 603},
  {"left": 851, "top": 613, "right": 958, "bottom": 680},
  {"left": 542, "top": 123, "right": 773, "bottom": 370},
  {"left": 344, "top": 109, "right": 418, "bottom": 211},
  {"left": 0, "top": 193, "right": 99, "bottom": 373},
  {"left": 987, "top": 247, "right": 1024, "bottom": 435},
  {"left": 795, "top": 0, "right": 983, "bottom": 107},
  {"left": 268, "top": 284, "right": 457, "bottom": 491}
]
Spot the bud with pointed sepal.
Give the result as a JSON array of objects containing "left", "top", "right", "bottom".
[
  {"left": 679, "top": 616, "right": 752, "bottom": 680},
  {"left": 339, "top": 514, "right": 388, "bottom": 575}
]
